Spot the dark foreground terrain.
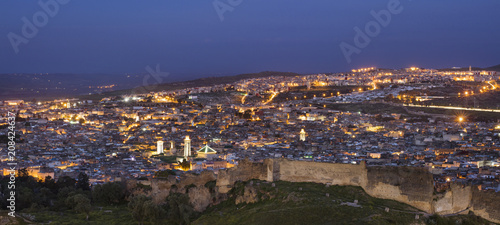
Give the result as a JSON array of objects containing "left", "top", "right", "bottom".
[{"left": 2, "top": 180, "right": 493, "bottom": 225}]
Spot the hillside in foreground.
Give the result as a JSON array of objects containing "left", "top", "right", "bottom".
[
  {"left": 3, "top": 180, "right": 494, "bottom": 225},
  {"left": 193, "top": 181, "right": 491, "bottom": 225}
]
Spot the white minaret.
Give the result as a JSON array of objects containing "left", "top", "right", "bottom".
[
  {"left": 184, "top": 136, "right": 191, "bottom": 158},
  {"left": 300, "top": 129, "right": 306, "bottom": 141},
  {"left": 157, "top": 141, "right": 164, "bottom": 154},
  {"left": 170, "top": 141, "right": 176, "bottom": 154}
]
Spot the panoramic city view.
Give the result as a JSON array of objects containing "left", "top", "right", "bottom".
[{"left": 1, "top": 1, "right": 499, "bottom": 224}]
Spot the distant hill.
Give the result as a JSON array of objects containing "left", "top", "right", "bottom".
[
  {"left": 0, "top": 73, "right": 146, "bottom": 101},
  {"left": 80, "top": 71, "right": 301, "bottom": 100},
  {"left": 437, "top": 67, "right": 483, "bottom": 72},
  {"left": 486, "top": 64, "right": 500, "bottom": 72},
  {"left": 0, "top": 71, "right": 301, "bottom": 101},
  {"left": 438, "top": 64, "right": 500, "bottom": 72}
]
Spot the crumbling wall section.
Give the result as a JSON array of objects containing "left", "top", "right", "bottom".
[
  {"left": 150, "top": 159, "right": 500, "bottom": 223},
  {"left": 216, "top": 159, "right": 267, "bottom": 193},
  {"left": 432, "top": 183, "right": 471, "bottom": 215},
  {"left": 151, "top": 171, "right": 216, "bottom": 204},
  {"left": 277, "top": 159, "right": 367, "bottom": 186},
  {"left": 364, "top": 166, "right": 434, "bottom": 212},
  {"left": 470, "top": 187, "right": 500, "bottom": 224}
]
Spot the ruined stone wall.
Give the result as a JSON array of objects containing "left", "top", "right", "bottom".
[
  {"left": 432, "top": 183, "right": 471, "bottom": 215},
  {"left": 187, "top": 186, "right": 213, "bottom": 212},
  {"left": 365, "top": 166, "right": 434, "bottom": 212},
  {"left": 214, "top": 159, "right": 437, "bottom": 213},
  {"left": 148, "top": 159, "right": 500, "bottom": 223},
  {"left": 277, "top": 159, "right": 367, "bottom": 187},
  {"left": 470, "top": 187, "right": 500, "bottom": 224},
  {"left": 150, "top": 176, "right": 176, "bottom": 204},
  {"left": 265, "top": 158, "right": 280, "bottom": 182},
  {"left": 216, "top": 159, "right": 268, "bottom": 193},
  {"left": 151, "top": 171, "right": 216, "bottom": 205},
  {"left": 178, "top": 171, "right": 216, "bottom": 190}
]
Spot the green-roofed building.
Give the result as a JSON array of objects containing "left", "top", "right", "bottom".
[
  {"left": 197, "top": 145, "right": 218, "bottom": 159},
  {"left": 198, "top": 145, "right": 217, "bottom": 154}
]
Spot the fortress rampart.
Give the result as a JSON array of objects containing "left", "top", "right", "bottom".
[{"left": 150, "top": 159, "right": 500, "bottom": 223}]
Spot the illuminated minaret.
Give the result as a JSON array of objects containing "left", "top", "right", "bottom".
[
  {"left": 157, "top": 141, "right": 164, "bottom": 154},
  {"left": 135, "top": 114, "right": 140, "bottom": 122},
  {"left": 170, "top": 141, "right": 176, "bottom": 154},
  {"left": 184, "top": 136, "right": 191, "bottom": 158},
  {"left": 300, "top": 129, "right": 306, "bottom": 141}
]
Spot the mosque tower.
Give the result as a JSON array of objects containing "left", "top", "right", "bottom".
[
  {"left": 157, "top": 141, "right": 164, "bottom": 154},
  {"left": 184, "top": 136, "right": 191, "bottom": 158}
]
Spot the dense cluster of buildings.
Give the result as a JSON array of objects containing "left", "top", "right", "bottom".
[{"left": 0, "top": 67, "right": 499, "bottom": 192}]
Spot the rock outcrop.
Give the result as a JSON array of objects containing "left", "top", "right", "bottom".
[{"left": 188, "top": 186, "right": 213, "bottom": 212}]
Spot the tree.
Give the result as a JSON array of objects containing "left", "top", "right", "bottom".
[
  {"left": 165, "top": 193, "right": 195, "bottom": 225},
  {"left": 37, "top": 187, "right": 55, "bottom": 207},
  {"left": 143, "top": 200, "right": 165, "bottom": 224},
  {"left": 92, "top": 182, "right": 125, "bottom": 205},
  {"left": 57, "top": 176, "right": 76, "bottom": 189},
  {"left": 66, "top": 194, "right": 91, "bottom": 220},
  {"left": 17, "top": 168, "right": 29, "bottom": 179},
  {"left": 128, "top": 196, "right": 145, "bottom": 224},
  {"left": 155, "top": 170, "right": 176, "bottom": 178},
  {"left": 178, "top": 160, "right": 191, "bottom": 171},
  {"left": 76, "top": 172, "right": 90, "bottom": 191},
  {"left": 17, "top": 186, "right": 34, "bottom": 210}
]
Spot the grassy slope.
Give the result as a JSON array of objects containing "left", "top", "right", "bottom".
[
  {"left": 26, "top": 204, "right": 135, "bottom": 225},
  {"left": 193, "top": 181, "right": 421, "bottom": 225},
  {"left": 12, "top": 180, "right": 495, "bottom": 225},
  {"left": 0, "top": 211, "right": 30, "bottom": 225}
]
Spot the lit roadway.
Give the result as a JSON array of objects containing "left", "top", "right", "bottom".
[
  {"left": 404, "top": 104, "right": 500, "bottom": 113},
  {"left": 241, "top": 93, "right": 248, "bottom": 104},
  {"left": 263, "top": 92, "right": 278, "bottom": 105},
  {"left": 487, "top": 81, "right": 497, "bottom": 90}
]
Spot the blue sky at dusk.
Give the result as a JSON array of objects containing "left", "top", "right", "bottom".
[{"left": 1, "top": 0, "right": 499, "bottom": 80}]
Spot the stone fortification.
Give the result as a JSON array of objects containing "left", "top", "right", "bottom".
[
  {"left": 277, "top": 159, "right": 367, "bottom": 186},
  {"left": 470, "top": 187, "right": 500, "bottom": 223},
  {"left": 148, "top": 158, "right": 499, "bottom": 223},
  {"left": 365, "top": 166, "right": 434, "bottom": 212}
]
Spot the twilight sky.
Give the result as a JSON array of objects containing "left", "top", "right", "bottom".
[{"left": 1, "top": 0, "right": 499, "bottom": 80}]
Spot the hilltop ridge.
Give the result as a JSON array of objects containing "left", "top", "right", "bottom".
[{"left": 81, "top": 71, "right": 301, "bottom": 100}]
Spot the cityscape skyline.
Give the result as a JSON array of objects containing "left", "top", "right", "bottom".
[{"left": 1, "top": 1, "right": 500, "bottom": 224}]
